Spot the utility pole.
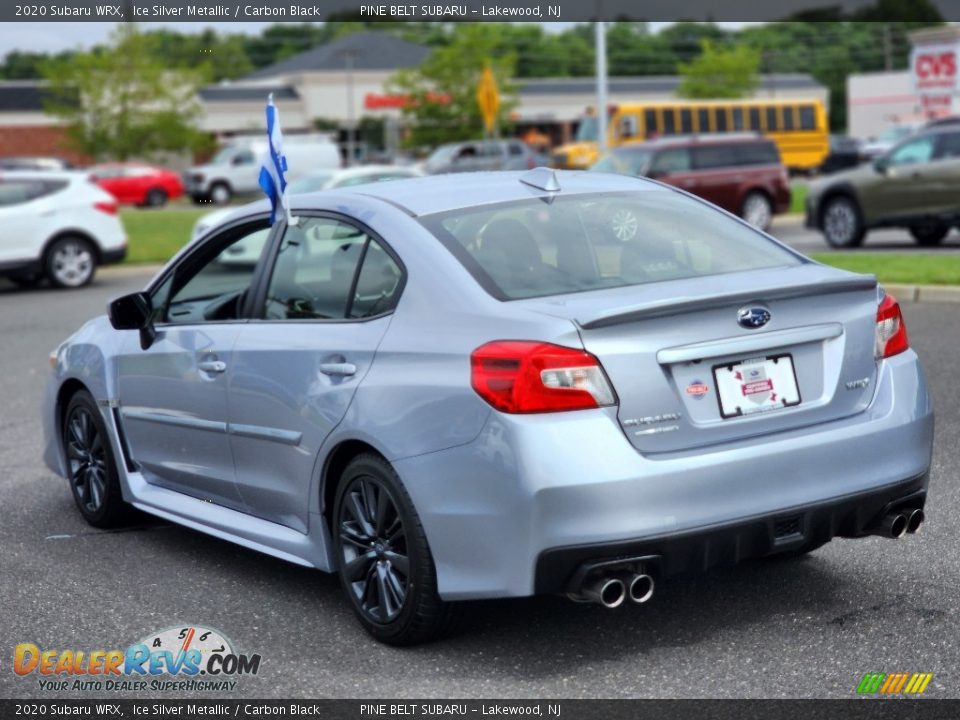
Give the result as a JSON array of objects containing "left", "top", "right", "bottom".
[
  {"left": 337, "top": 49, "right": 359, "bottom": 167},
  {"left": 595, "top": 21, "right": 608, "bottom": 154},
  {"left": 883, "top": 25, "right": 893, "bottom": 71}
]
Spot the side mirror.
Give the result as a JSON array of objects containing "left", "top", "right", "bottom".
[{"left": 108, "top": 292, "right": 156, "bottom": 350}]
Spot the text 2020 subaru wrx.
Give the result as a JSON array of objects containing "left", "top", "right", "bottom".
[{"left": 42, "top": 169, "right": 933, "bottom": 644}]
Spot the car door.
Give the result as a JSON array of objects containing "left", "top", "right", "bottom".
[
  {"left": 226, "top": 214, "right": 404, "bottom": 532},
  {"left": 863, "top": 134, "right": 939, "bottom": 221},
  {"left": 687, "top": 144, "right": 742, "bottom": 212},
  {"left": 115, "top": 218, "right": 274, "bottom": 510},
  {"left": 648, "top": 147, "right": 698, "bottom": 198},
  {"left": 926, "top": 130, "right": 960, "bottom": 215}
]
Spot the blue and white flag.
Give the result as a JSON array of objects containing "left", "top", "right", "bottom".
[{"left": 258, "top": 93, "right": 289, "bottom": 225}]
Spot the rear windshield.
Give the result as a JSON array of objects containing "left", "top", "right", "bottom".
[{"left": 420, "top": 191, "right": 800, "bottom": 300}]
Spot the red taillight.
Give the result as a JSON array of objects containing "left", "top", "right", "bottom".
[
  {"left": 875, "top": 293, "right": 909, "bottom": 359},
  {"left": 471, "top": 341, "right": 616, "bottom": 414},
  {"left": 94, "top": 201, "right": 117, "bottom": 215}
]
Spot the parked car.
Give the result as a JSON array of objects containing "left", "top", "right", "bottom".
[
  {"left": 89, "top": 163, "right": 184, "bottom": 207},
  {"left": 0, "top": 171, "right": 125, "bottom": 288},
  {"left": 0, "top": 156, "right": 73, "bottom": 171},
  {"left": 185, "top": 135, "right": 340, "bottom": 205},
  {"left": 423, "top": 140, "right": 539, "bottom": 174},
  {"left": 924, "top": 116, "right": 960, "bottom": 129},
  {"left": 859, "top": 122, "right": 923, "bottom": 160},
  {"left": 819, "top": 135, "right": 864, "bottom": 175},
  {"left": 591, "top": 134, "right": 790, "bottom": 231},
  {"left": 190, "top": 165, "right": 425, "bottom": 244},
  {"left": 806, "top": 125, "right": 960, "bottom": 247},
  {"left": 43, "top": 168, "right": 932, "bottom": 645}
]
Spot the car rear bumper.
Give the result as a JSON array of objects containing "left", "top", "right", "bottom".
[
  {"left": 393, "top": 350, "right": 933, "bottom": 600},
  {"left": 102, "top": 246, "right": 127, "bottom": 265}
]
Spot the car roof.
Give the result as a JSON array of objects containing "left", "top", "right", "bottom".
[
  {"left": 618, "top": 133, "right": 768, "bottom": 151},
  {"left": 345, "top": 169, "right": 660, "bottom": 217}
]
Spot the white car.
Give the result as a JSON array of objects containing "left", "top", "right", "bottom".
[
  {"left": 0, "top": 171, "right": 127, "bottom": 288},
  {"left": 184, "top": 136, "right": 341, "bottom": 205},
  {"left": 191, "top": 165, "right": 425, "bottom": 250}
]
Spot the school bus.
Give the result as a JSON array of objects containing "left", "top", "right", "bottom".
[{"left": 553, "top": 99, "right": 829, "bottom": 172}]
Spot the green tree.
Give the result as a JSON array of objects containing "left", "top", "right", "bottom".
[
  {"left": 677, "top": 39, "right": 760, "bottom": 99},
  {"left": 387, "top": 25, "right": 518, "bottom": 147},
  {"left": 42, "top": 25, "right": 209, "bottom": 161}
]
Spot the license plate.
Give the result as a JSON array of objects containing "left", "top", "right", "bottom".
[{"left": 712, "top": 354, "right": 801, "bottom": 419}]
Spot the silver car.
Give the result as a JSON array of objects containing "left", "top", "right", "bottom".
[{"left": 42, "top": 169, "right": 933, "bottom": 645}]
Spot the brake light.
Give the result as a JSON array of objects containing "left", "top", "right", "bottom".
[
  {"left": 875, "top": 293, "right": 909, "bottom": 359},
  {"left": 94, "top": 201, "right": 117, "bottom": 215},
  {"left": 471, "top": 341, "right": 616, "bottom": 413}
]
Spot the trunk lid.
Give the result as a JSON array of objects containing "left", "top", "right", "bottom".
[{"left": 517, "top": 265, "right": 879, "bottom": 454}]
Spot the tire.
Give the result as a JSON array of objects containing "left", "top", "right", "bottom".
[
  {"left": 209, "top": 183, "right": 232, "bottom": 205},
  {"left": 333, "top": 453, "right": 457, "bottom": 646},
  {"left": 821, "top": 195, "right": 866, "bottom": 248},
  {"left": 63, "top": 390, "right": 133, "bottom": 528},
  {"left": 909, "top": 222, "right": 949, "bottom": 247},
  {"left": 144, "top": 188, "right": 168, "bottom": 207},
  {"left": 45, "top": 236, "right": 97, "bottom": 288},
  {"left": 741, "top": 191, "right": 774, "bottom": 231}
]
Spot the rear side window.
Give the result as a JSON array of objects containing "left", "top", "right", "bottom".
[
  {"left": 0, "top": 179, "right": 67, "bottom": 206},
  {"left": 715, "top": 108, "right": 728, "bottom": 132},
  {"left": 732, "top": 142, "right": 781, "bottom": 166},
  {"left": 935, "top": 131, "right": 960, "bottom": 159},
  {"left": 691, "top": 144, "right": 738, "bottom": 170},
  {"left": 697, "top": 108, "right": 710, "bottom": 132},
  {"left": 650, "top": 148, "right": 691, "bottom": 174},
  {"left": 644, "top": 109, "right": 658, "bottom": 135},
  {"left": 264, "top": 217, "right": 401, "bottom": 320},
  {"left": 420, "top": 191, "right": 799, "bottom": 301},
  {"left": 799, "top": 105, "right": 816, "bottom": 130},
  {"left": 765, "top": 107, "right": 779, "bottom": 131},
  {"left": 782, "top": 106, "right": 795, "bottom": 131}
]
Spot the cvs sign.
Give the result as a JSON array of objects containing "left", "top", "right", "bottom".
[{"left": 912, "top": 43, "right": 959, "bottom": 93}]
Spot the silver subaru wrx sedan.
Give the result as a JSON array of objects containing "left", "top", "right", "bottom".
[{"left": 42, "top": 169, "right": 933, "bottom": 645}]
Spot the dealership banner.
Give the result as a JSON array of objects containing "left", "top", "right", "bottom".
[
  {"left": 5, "top": 0, "right": 960, "bottom": 22},
  {"left": 3, "top": 700, "right": 960, "bottom": 719}
]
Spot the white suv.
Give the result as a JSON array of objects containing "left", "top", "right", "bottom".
[{"left": 0, "top": 172, "right": 127, "bottom": 288}]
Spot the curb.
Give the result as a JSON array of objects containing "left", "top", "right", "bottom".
[{"left": 884, "top": 283, "right": 960, "bottom": 304}]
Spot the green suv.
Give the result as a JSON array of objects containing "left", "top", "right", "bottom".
[{"left": 806, "top": 126, "right": 960, "bottom": 247}]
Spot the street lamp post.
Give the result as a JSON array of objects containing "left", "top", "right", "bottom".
[{"left": 595, "top": 22, "right": 608, "bottom": 155}]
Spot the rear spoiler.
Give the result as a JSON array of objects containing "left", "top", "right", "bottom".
[{"left": 577, "top": 275, "right": 877, "bottom": 330}]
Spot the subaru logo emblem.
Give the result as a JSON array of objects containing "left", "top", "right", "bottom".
[{"left": 737, "top": 306, "right": 771, "bottom": 329}]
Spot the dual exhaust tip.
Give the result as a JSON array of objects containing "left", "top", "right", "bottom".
[
  {"left": 580, "top": 572, "right": 655, "bottom": 609},
  {"left": 872, "top": 508, "right": 924, "bottom": 539}
]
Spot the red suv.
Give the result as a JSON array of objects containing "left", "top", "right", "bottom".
[
  {"left": 591, "top": 134, "right": 791, "bottom": 230},
  {"left": 89, "top": 163, "right": 184, "bottom": 207}
]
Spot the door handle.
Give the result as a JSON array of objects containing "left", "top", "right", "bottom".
[
  {"left": 198, "top": 360, "right": 227, "bottom": 374},
  {"left": 319, "top": 362, "right": 357, "bottom": 377}
]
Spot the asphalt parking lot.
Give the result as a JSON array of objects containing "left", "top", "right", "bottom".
[{"left": 0, "top": 269, "right": 958, "bottom": 699}]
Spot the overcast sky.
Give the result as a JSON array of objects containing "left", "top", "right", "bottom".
[{"left": 0, "top": 21, "right": 753, "bottom": 54}]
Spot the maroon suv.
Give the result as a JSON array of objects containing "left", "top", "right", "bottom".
[{"left": 591, "top": 134, "right": 791, "bottom": 231}]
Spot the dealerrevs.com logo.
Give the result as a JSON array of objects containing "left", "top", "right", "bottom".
[{"left": 13, "top": 626, "right": 261, "bottom": 693}]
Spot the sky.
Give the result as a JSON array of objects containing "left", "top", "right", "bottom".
[{"left": 0, "top": 21, "right": 753, "bottom": 54}]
